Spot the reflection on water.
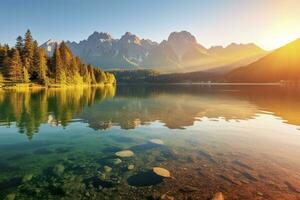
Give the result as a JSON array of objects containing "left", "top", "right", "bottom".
[
  {"left": 0, "top": 85, "right": 300, "bottom": 199},
  {"left": 0, "top": 86, "right": 116, "bottom": 139}
]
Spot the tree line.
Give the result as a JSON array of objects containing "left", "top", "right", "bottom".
[{"left": 0, "top": 30, "right": 116, "bottom": 86}]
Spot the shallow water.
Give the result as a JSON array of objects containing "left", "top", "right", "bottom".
[{"left": 0, "top": 85, "right": 300, "bottom": 199}]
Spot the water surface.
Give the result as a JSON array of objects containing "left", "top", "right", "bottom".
[{"left": 1, "top": 85, "right": 300, "bottom": 200}]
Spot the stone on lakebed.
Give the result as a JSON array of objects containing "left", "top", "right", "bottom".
[
  {"left": 115, "top": 150, "right": 134, "bottom": 158},
  {"left": 153, "top": 167, "right": 171, "bottom": 178}
]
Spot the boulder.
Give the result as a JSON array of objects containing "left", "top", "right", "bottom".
[{"left": 153, "top": 167, "right": 171, "bottom": 178}]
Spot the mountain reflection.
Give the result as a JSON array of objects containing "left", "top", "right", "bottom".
[
  {"left": 82, "top": 85, "right": 300, "bottom": 130},
  {"left": 1, "top": 85, "right": 300, "bottom": 139}
]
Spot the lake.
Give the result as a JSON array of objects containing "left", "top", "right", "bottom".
[{"left": 0, "top": 85, "right": 300, "bottom": 200}]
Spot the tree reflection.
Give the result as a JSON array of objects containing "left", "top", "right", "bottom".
[{"left": 0, "top": 86, "right": 116, "bottom": 139}]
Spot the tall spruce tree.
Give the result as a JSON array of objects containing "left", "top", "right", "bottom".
[
  {"left": 37, "top": 49, "right": 48, "bottom": 84},
  {"left": 23, "top": 30, "right": 34, "bottom": 72},
  {"left": 52, "top": 46, "right": 65, "bottom": 84},
  {"left": 59, "top": 42, "right": 72, "bottom": 74},
  {"left": 31, "top": 40, "right": 39, "bottom": 78},
  {"left": 16, "top": 36, "right": 24, "bottom": 53},
  {"left": 8, "top": 49, "right": 23, "bottom": 82}
]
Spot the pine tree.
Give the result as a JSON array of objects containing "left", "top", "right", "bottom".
[
  {"left": 16, "top": 36, "right": 24, "bottom": 53},
  {"left": 23, "top": 30, "right": 34, "bottom": 72},
  {"left": 59, "top": 42, "right": 72, "bottom": 74},
  {"left": 0, "top": 44, "right": 9, "bottom": 69},
  {"left": 37, "top": 49, "right": 48, "bottom": 84},
  {"left": 31, "top": 40, "right": 39, "bottom": 78},
  {"left": 52, "top": 46, "right": 65, "bottom": 84},
  {"left": 8, "top": 49, "right": 23, "bottom": 82}
]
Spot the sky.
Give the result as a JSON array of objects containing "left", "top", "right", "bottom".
[{"left": 0, "top": 0, "right": 300, "bottom": 50}]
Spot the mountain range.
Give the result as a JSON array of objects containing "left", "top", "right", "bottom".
[{"left": 41, "top": 31, "right": 267, "bottom": 73}]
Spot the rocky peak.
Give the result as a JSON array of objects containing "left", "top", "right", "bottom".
[
  {"left": 120, "top": 32, "right": 141, "bottom": 45},
  {"left": 87, "top": 31, "right": 113, "bottom": 41},
  {"left": 168, "top": 31, "right": 198, "bottom": 44},
  {"left": 167, "top": 31, "right": 207, "bottom": 58}
]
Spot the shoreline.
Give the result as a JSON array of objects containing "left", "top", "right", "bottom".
[{"left": 0, "top": 82, "right": 116, "bottom": 90}]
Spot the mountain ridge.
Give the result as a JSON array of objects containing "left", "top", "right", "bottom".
[{"left": 41, "top": 31, "right": 267, "bottom": 73}]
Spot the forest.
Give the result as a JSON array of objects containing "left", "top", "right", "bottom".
[{"left": 0, "top": 30, "right": 116, "bottom": 87}]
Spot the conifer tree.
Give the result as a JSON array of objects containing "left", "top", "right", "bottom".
[
  {"left": 36, "top": 49, "right": 48, "bottom": 84},
  {"left": 8, "top": 49, "right": 23, "bottom": 82},
  {"left": 16, "top": 36, "right": 24, "bottom": 53},
  {"left": 23, "top": 30, "right": 34, "bottom": 71},
  {"left": 59, "top": 42, "right": 72, "bottom": 74},
  {"left": 0, "top": 44, "right": 9, "bottom": 69},
  {"left": 31, "top": 40, "right": 39, "bottom": 78},
  {"left": 52, "top": 46, "right": 65, "bottom": 84}
]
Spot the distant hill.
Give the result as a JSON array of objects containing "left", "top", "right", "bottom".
[
  {"left": 227, "top": 39, "right": 300, "bottom": 82},
  {"left": 41, "top": 31, "right": 267, "bottom": 73}
]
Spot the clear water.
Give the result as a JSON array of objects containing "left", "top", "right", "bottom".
[{"left": 1, "top": 85, "right": 300, "bottom": 200}]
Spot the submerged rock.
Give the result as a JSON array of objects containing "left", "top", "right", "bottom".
[
  {"left": 53, "top": 164, "right": 65, "bottom": 175},
  {"left": 149, "top": 139, "right": 164, "bottom": 145},
  {"left": 115, "top": 150, "right": 134, "bottom": 158},
  {"left": 160, "top": 194, "right": 174, "bottom": 200},
  {"left": 112, "top": 158, "right": 122, "bottom": 165},
  {"left": 153, "top": 167, "right": 171, "bottom": 178},
  {"left": 128, "top": 164, "right": 134, "bottom": 170},
  {"left": 104, "top": 166, "right": 112, "bottom": 173},
  {"left": 212, "top": 192, "right": 225, "bottom": 200},
  {"left": 22, "top": 174, "right": 33, "bottom": 182}
]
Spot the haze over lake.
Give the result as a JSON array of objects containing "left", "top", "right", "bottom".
[{"left": 1, "top": 85, "right": 300, "bottom": 199}]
